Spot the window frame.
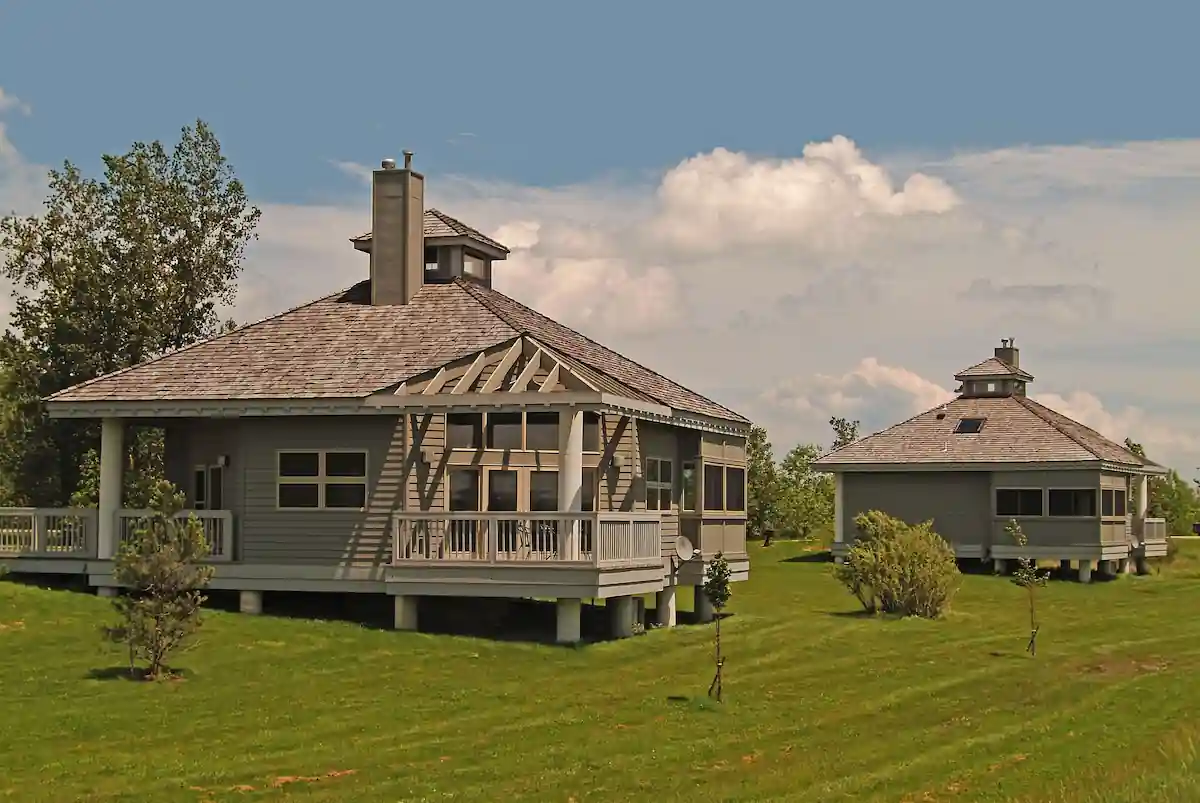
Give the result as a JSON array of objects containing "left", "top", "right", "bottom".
[
  {"left": 1046, "top": 487, "right": 1098, "bottom": 518},
  {"left": 443, "top": 411, "right": 604, "bottom": 453},
  {"left": 276, "top": 449, "right": 369, "bottom": 511},
  {"left": 644, "top": 456, "right": 674, "bottom": 512},
  {"left": 994, "top": 487, "right": 1044, "bottom": 518},
  {"left": 1101, "top": 487, "right": 1129, "bottom": 518},
  {"left": 954, "top": 417, "right": 987, "bottom": 434}
]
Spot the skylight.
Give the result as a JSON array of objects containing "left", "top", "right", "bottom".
[{"left": 954, "top": 417, "right": 986, "bottom": 434}]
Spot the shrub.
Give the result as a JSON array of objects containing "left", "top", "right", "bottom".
[
  {"left": 833, "top": 510, "right": 961, "bottom": 619},
  {"left": 102, "top": 480, "right": 215, "bottom": 680}
]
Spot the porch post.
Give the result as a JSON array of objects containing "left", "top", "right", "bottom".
[
  {"left": 97, "top": 418, "right": 124, "bottom": 560},
  {"left": 833, "top": 473, "right": 844, "bottom": 543},
  {"left": 558, "top": 409, "right": 584, "bottom": 560},
  {"left": 1136, "top": 475, "right": 1148, "bottom": 518}
]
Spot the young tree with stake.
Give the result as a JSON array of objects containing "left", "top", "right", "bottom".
[
  {"left": 1005, "top": 519, "right": 1050, "bottom": 656},
  {"left": 704, "top": 553, "right": 732, "bottom": 702}
]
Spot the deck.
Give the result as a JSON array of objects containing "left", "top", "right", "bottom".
[{"left": 0, "top": 508, "right": 668, "bottom": 598}]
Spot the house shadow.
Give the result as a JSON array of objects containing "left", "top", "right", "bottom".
[
  {"left": 2, "top": 571, "right": 94, "bottom": 595},
  {"left": 222, "top": 592, "right": 677, "bottom": 646},
  {"left": 782, "top": 551, "right": 832, "bottom": 564}
]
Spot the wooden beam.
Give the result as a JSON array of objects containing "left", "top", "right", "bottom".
[
  {"left": 451, "top": 351, "right": 489, "bottom": 395},
  {"left": 479, "top": 339, "right": 524, "bottom": 394},
  {"left": 538, "top": 363, "right": 561, "bottom": 393},
  {"left": 509, "top": 349, "right": 543, "bottom": 394},
  {"left": 421, "top": 367, "right": 451, "bottom": 396},
  {"left": 393, "top": 382, "right": 407, "bottom": 396}
]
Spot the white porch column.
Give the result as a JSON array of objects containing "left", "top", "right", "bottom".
[
  {"left": 239, "top": 590, "right": 263, "bottom": 615},
  {"left": 558, "top": 409, "right": 584, "bottom": 560},
  {"left": 97, "top": 418, "right": 124, "bottom": 560},
  {"left": 1137, "top": 475, "right": 1149, "bottom": 518},
  {"left": 556, "top": 597, "right": 582, "bottom": 644},
  {"left": 609, "top": 596, "right": 635, "bottom": 638},
  {"left": 833, "top": 473, "right": 845, "bottom": 544},
  {"left": 656, "top": 586, "right": 677, "bottom": 627},
  {"left": 393, "top": 595, "right": 418, "bottom": 631},
  {"left": 1078, "top": 560, "right": 1094, "bottom": 583}
]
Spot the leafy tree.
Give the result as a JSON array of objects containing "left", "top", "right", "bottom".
[
  {"left": 1005, "top": 519, "right": 1049, "bottom": 656},
  {"left": 829, "top": 416, "right": 860, "bottom": 451},
  {"left": 776, "top": 443, "right": 833, "bottom": 539},
  {"left": 0, "top": 120, "right": 259, "bottom": 506},
  {"left": 1123, "top": 439, "right": 1199, "bottom": 536},
  {"left": 102, "top": 481, "right": 215, "bottom": 679},
  {"left": 704, "top": 553, "right": 732, "bottom": 702},
  {"left": 746, "top": 425, "right": 780, "bottom": 539}
]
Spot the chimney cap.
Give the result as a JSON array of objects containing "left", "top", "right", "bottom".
[
  {"left": 381, "top": 158, "right": 397, "bottom": 170},
  {"left": 403, "top": 150, "right": 414, "bottom": 169}
]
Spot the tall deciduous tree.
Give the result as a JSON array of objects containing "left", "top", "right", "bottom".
[
  {"left": 0, "top": 121, "right": 259, "bottom": 505},
  {"left": 829, "top": 416, "right": 860, "bottom": 451},
  {"left": 746, "top": 425, "right": 780, "bottom": 538}
]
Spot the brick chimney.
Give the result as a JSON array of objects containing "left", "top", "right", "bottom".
[
  {"left": 370, "top": 151, "right": 424, "bottom": 305},
  {"left": 994, "top": 337, "right": 1019, "bottom": 368}
]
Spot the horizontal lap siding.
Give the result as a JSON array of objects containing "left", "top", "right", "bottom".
[
  {"left": 241, "top": 416, "right": 406, "bottom": 566},
  {"left": 843, "top": 472, "right": 992, "bottom": 549},
  {"left": 601, "top": 415, "right": 635, "bottom": 513},
  {"left": 408, "top": 413, "right": 445, "bottom": 512},
  {"left": 640, "top": 421, "right": 682, "bottom": 559}
]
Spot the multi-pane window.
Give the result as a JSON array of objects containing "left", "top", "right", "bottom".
[
  {"left": 1047, "top": 488, "right": 1096, "bottom": 517},
  {"left": 645, "top": 457, "right": 673, "bottom": 511},
  {"left": 1101, "top": 488, "right": 1128, "bottom": 518},
  {"left": 995, "top": 488, "right": 1043, "bottom": 517},
  {"left": 277, "top": 451, "right": 368, "bottom": 510},
  {"left": 443, "top": 411, "right": 603, "bottom": 452},
  {"left": 703, "top": 464, "right": 725, "bottom": 512}
]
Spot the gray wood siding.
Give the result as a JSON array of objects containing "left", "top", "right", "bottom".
[
  {"left": 843, "top": 471, "right": 992, "bottom": 549},
  {"left": 639, "top": 421, "right": 679, "bottom": 557},
  {"left": 240, "top": 416, "right": 406, "bottom": 566},
  {"left": 407, "top": 413, "right": 444, "bottom": 512},
  {"left": 163, "top": 419, "right": 246, "bottom": 521},
  {"left": 601, "top": 415, "right": 636, "bottom": 513},
  {"left": 989, "top": 468, "right": 1105, "bottom": 549}
]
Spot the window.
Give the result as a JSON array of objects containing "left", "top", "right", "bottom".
[
  {"left": 448, "top": 469, "right": 480, "bottom": 512},
  {"left": 277, "top": 450, "right": 368, "bottom": 510},
  {"left": 525, "top": 411, "right": 559, "bottom": 451},
  {"left": 486, "top": 412, "right": 522, "bottom": 450},
  {"left": 703, "top": 464, "right": 724, "bottom": 512},
  {"left": 583, "top": 412, "right": 601, "bottom": 453},
  {"left": 645, "top": 457, "right": 673, "bottom": 511},
  {"left": 725, "top": 466, "right": 746, "bottom": 512},
  {"left": 996, "top": 488, "right": 1043, "bottom": 517},
  {"left": 193, "top": 467, "right": 207, "bottom": 510},
  {"left": 1102, "top": 488, "right": 1128, "bottom": 518},
  {"left": 447, "top": 413, "right": 482, "bottom": 449},
  {"left": 582, "top": 467, "right": 598, "bottom": 512},
  {"left": 954, "top": 417, "right": 986, "bottom": 434},
  {"left": 986, "top": 382, "right": 996, "bottom": 393},
  {"left": 681, "top": 462, "right": 697, "bottom": 512},
  {"left": 1048, "top": 488, "right": 1096, "bottom": 517},
  {"left": 530, "top": 470, "right": 559, "bottom": 511}
]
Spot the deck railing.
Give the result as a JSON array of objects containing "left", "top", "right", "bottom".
[
  {"left": 1136, "top": 516, "right": 1168, "bottom": 543},
  {"left": 116, "top": 509, "right": 235, "bottom": 562},
  {"left": 0, "top": 507, "right": 233, "bottom": 561},
  {"left": 0, "top": 508, "right": 96, "bottom": 558},
  {"left": 392, "top": 512, "right": 661, "bottom": 567}
]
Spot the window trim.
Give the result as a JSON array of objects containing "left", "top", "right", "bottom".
[
  {"left": 276, "top": 449, "right": 369, "bottom": 511},
  {"left": 444, "top": 411, "right": 604, "bottom": 454},
  {"left": 994, "top": 486, "right": 1044, "bottom": 518},
  {"left": 1046, "top": 487, "right": 1098, "bottom": 519},
  {"left": 644, "top": 456, "right": 674, "bottom": 512},
  {"left": 1101, "top": 487, "right": 1128, "bottom": 519}
]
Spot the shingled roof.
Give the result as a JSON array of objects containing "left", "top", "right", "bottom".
[
  {"left": 350, "top": 209, "right": 509, "bottom": 254},
  {"left": 813, "top": 394, "right": 1160, "bottom": 471},
  {"left": 46, "top": 278, "right": 747, "bottom": 423},
  {"left": 954, "top": 357, "right": 1034, "bottom": 381}
]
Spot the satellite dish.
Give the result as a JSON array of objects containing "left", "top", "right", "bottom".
[{"left": 673, "top": 535, "right": 699, "bottom": 562}]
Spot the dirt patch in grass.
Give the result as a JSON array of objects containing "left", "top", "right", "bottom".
[{"left": 1075, "top": 656, "right": 1170, "bottom": 679}]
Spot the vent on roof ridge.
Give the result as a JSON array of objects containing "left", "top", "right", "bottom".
[{"left": 954, "top": 417, "right": 986, "bottom": 434}]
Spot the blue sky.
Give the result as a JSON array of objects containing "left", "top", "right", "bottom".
[
  {"left": 1, "top": 0, "right": 1199, "bottom": 472},
  {"left": 3, "top": 0, "right": 1199, "bottom": 199}
]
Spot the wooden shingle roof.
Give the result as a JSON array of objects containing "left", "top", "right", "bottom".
[
  {"left": 813, "top": 394, "right": 1157, "bottom": 470},
  {"left": 350, "top": 209, "right": 510, "bottom": 254},
  {"left": 954, "top": 357, "right": 1034, "bottom": 381},
  {"left": 46, "top": 278, "right": 747, "bottom": 424}
]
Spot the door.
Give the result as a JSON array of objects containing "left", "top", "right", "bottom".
[
  {"left": 446, "top": 468, "right": 481, "bottom": 557},
  {"left": 529, "top": 470, "right": 560, "bottom": 556}
]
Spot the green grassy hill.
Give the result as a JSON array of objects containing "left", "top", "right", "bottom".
[{"left": 2, "top": 543, "right": 1197, "bottom": 802}]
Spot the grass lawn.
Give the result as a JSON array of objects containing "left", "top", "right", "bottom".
[{"left": 2, "top": 544, "right": 1199, "bottom": 803}]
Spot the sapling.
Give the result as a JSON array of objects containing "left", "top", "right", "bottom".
[
  {"left": 1005, "top": 519, "right": 1050, "bottom": 656},
  {"left": 704, "top": 552, "right": 732, "bottom": 702}
]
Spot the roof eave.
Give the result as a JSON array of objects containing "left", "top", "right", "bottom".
[{"left": 812, "top": 459, "right": 1105, "bottom": 473}]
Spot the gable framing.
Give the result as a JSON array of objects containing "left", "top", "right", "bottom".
[{"left": 388, "top": 336, "right": 613, "bottom": 398}]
